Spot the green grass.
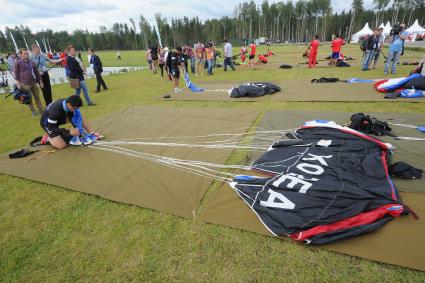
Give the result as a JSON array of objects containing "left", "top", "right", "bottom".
[
  {"left": 80, "top": 50, "right": 148, "bottom": 67},
  {"left": 1, "top": 44, "right": 425, "bottom": 282}
]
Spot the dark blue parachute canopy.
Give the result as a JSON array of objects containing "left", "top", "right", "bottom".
[{"left": 231, "top": 121, "right": 406, "bottom": 244}]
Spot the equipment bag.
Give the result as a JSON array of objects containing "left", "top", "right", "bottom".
[
  {"left": 349, "top": 113, "right": 392, "bottom": 136},
  {"left": 311, "top": 77, "right": 340, "bottom": 83},
  {"left": 389, "top": 162, "right": 423, "bottom": 179}
]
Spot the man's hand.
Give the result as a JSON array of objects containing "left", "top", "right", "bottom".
[
  {"left": 69, "top": 128, "right": 80, "bottom": 136},
  {"left": 39, "top": 81, "right": 44, "bottom": 88}
]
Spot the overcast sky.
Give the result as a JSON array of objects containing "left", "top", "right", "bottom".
[{"left": 1, "top": 0, "right": 374, "bottom": 33}]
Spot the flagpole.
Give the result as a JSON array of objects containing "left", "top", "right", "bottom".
[
  {"left": 9, "top": 32, "right": 19, "bottom": 53},
  {"left": 35, "top": 40, "right": 43, "bottom": 54}
]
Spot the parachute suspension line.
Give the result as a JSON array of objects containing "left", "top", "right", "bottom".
[
  {"left": 116, "top": 128, "right": 292, "bottom": 142},
  {"left": 94, "top": 128, "right": 295, "bottom": 152},
  {"left": 95, "top": 140, "right": 269, "bottom": 151},
  {"left": 89, "top": 127, "right": 300, "bottom": 184},
  {"left": 97, "top": 144, "right": 253, "bottom": 174},
  {"left": 91, "top": 144, "right": 238, "bottom": 183}
]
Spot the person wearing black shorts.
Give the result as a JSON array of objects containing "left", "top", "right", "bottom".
[
  {"left": 166, "top": 47, "right": 184, "bottom": 93},
  {"left": 40, "top": 95, "right": 100, "bottom": 149}
]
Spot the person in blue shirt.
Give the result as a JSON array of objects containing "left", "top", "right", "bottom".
[
  {"left": 30, "top": 44, "right": 63, "bottom": 106},
  {"left": 7, "top": 52, "right": 17, "bottom": 73},
  {"left": 384, "top": 24, "right": 408, "bottom": 74}
]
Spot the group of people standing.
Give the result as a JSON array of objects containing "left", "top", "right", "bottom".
[
  {"left": 306, "top": 34, "right": 345, "bottom": 68},
  {"left": 145, "top": 38, "right": 237, "bottom": 93},
  {"left": 5, "top": 45, "right": 106, "bottom": 150},
  {"left": 361, "top": 28, "right": 385, "bottom": 71},
  {"left": 304, "top": 25, "right": 410, "bottom": 74},
  {"left": 10, "top": 44, "right": 108, "bottom": 117},
  {"left": 13, "top": 45, "right": 62, "bottom": 116},
  {"left": 361, "top": 24, "right": 408, "bottom": 74}
]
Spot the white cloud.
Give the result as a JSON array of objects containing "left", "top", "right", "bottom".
[{"left": 1, "top": 0, "right": 375, "bottom": 33}]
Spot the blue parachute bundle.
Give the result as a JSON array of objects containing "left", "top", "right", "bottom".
[
  {"left": 71, "top": 109, "right": 84, "bottom": 133},
  {"left": 347, "top": 78, "right": 374, "bottom": 83},
  {"left": 71, "top": 109, "right": 97, "bottom": 143},
  {"left": 417, "top": 126, "right": 425, "bottom": 133},
  {"left": 184, "top": 72, "right": 204, "bottom": 92},
  {"left": 400, "top": 89, "right": 424, "bottom": 98}
]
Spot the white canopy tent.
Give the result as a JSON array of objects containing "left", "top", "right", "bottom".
[
  {"left": 351, "top": 23, "right": 373, "bottom": 43},
  {"left": 405, "top": 20, "right": 425, "bottom": 41},
  {"left": 383, "top": 21, "right": 392, "bottom": 36}
]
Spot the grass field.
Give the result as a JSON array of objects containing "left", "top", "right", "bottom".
[{"left": 1, "top": 44, "right": 425, "bottom": 282}]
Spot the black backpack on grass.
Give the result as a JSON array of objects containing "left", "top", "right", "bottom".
[{"left": 349, "top": 113, "right": 392, "bottom": 136}]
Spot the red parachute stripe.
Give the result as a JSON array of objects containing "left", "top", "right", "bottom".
[{"left": 289, "top": 204, "right": 404, "bottom": 242}]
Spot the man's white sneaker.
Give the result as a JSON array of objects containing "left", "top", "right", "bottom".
[
  {"left": 82, "top": 135, "right": 93, "bottom": 146},
  {"left": 70, "top": 136, "right": 83, "bottom": 146},
  {"left": 89, "top": 132, "right": 104, "bottom": 141}
]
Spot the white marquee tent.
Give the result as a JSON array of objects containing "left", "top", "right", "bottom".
[
  {"left": 405, "top": 20, "right": 425, "bottom": 41},
  {"left": 351, "top": 23, "right": 373, "bottom": 43},
  {"left": 383, "top": 21, "right": 392, "bottom": 36}
]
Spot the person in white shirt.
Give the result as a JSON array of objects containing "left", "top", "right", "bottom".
[{"left": 223, "top": 38, "right": 235, "bottom": 71}]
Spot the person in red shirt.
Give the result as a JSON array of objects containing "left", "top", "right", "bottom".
[
  {"left": 257, "top": 54, "right": 268, "bottom": 64},
  {"left": 60, "top": 49, "right": 69, "bottom": 78},
  {"left": 330, "top": 34, "right": 345, "bottom": 66},
  {"left": 249, "top": 41, "right": 256, "bottom": 66},
  {"left": 309, "top": 35, "right": 320, "bottom": 68},
  {"left": 267, "top": 49, "right": 274, "bottom": 56}
]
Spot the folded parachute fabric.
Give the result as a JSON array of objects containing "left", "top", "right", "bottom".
[
  {"left": 402, "top": 75, "right": 425, "bottom": 91},
  {"left": 400, "top": 89, "right": 424, "bottom": 98},
  {"left": 374, "top": 73, "right": 422, "bottom": 92},
  {"left": 229, "top": 82, "right": 281, "bottom": 98},
  {"left": 384, "top": 92, "right": 401, "bottom": 99},
  {"left": 279, "top": 64, "right": 292, "bottom": 69},
  {"left": 389, "top": 162, "right": 423, "bottom": 179},
  {"left": 347, "top": 78, "right": 374, "bottom": 83},
  {"left": 230, "top": 120, "right": 409, "bottom": 244},
  {"left": 184, "top": 72, "right": 204, "bottom": 92},
  {"left": 385, "top": 89, "right": 424, "bottom": 99},
  {"left": 311, "top": 77, "right": 340, "bottom": 83},
  {"left": 336, "top": 60, "right": 350, "bottom": 67},
  {"left": 71, "top": 109, "right": 84, "bottom": 133}
]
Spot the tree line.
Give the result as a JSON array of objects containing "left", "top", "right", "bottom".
[{"left": 0, "top": 0, "right": 424, "bottom": 53}]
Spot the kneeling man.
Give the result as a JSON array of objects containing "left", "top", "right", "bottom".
[{"left": 40, "top": 95, "right": 102, "bottom": 149}]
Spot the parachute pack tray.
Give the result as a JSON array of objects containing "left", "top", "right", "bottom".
[
  {"left": 200, "top": 110, "right": 425, "bottom": 271},
  {"left": 0, "top": 106, "right": 258, "bottom": 219},
  {"left": 160, "top": 80, "right": 425, "bottom": 102},
  {"left": 161, "top": 81, "right": 271, "bottom": 102}
]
